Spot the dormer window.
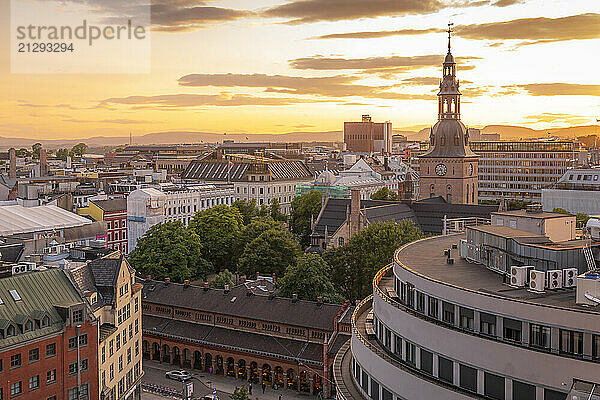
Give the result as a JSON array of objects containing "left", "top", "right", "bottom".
[
  {"left": 41, "top": 316, "right": 50, "bottom": 328},
  {"left": 24, "top": 320, "right": 33, "bottom": 332},
  {"left": 7, "top": 324, "right": 16, "bottom": 337}
]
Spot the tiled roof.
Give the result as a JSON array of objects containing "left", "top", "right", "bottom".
[
  {"left": 182, "top": 160, "right": 312, "bottom": 182},
  {"left": 412, "top": 197, "right": 498, "bottom": 234},
  {"left": 142, "top": 280, "right": 343, "bottom": 332},
  {"left": 143, "top": 315, "right": 324, "bottom": 365},
  {"left": 0, "top": 268, "right": 85, "bottom": 348}
]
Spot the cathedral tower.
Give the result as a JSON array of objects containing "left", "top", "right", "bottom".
[{"left": 418, "top": 24, "right": 479, "bottom": 204}]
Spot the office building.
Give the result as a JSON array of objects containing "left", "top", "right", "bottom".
[
  {"left": 344, "top": 115, "right": 392, "bottom": 154},
  {"left": 471, "top": 141, "right": 575, "bottom": 202},
  {"left": 542, "top": 168, "right": 600, "bottom": 215}
]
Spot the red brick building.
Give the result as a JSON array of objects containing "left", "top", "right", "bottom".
[
  {"left": 141, "top": 279, "right": 353, "bottom": 398},
  {"left": 0, "top": 269, "right": 99, "bottom": 400},
  {"left": 88, "top": 198, "right": 128, "bottom": 253},
  {"left": 344, "top": 115, "right": 392, "bottom": 154}
]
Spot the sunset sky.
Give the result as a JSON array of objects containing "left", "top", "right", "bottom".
[{"left": 1, "top": 0, "right": 599, "bottom": 140}]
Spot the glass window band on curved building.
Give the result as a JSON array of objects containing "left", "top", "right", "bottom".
[{"left": 334, "top": 233, "right": 600, "bottom": 400}]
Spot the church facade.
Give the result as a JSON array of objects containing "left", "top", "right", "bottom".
[{"left": 418, "top": 27, "right": 479, "bottom": 204}]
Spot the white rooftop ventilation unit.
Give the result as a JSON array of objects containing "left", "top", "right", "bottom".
[
  {"left": 576, "top": 272, "right": 600, "bottom": 306},
  {"left": 546, "top": 270, "right": 563, "bottom": 290},
  {"left": 563, "top": 268, "right": 578, "bottom": 288},
  {"left": 510, "top": 266, "right": 532, "bottom": 288},
  {"left": 529, "top": 270, "right": 546, "bottom": 293}
]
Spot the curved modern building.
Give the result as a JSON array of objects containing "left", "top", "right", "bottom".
[{"left": 334, "top": 230, "right": 600, "bottom": 400}]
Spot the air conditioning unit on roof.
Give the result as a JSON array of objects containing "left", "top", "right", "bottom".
[
  {"left": 563, "top": 268, "right": 578, "bottom": 288},
  {"left": 529, "top": 270, "right": 546, "bottom": 293},
  {"left": 546, "top": 269, "right": 563, "bottom": 289},
  {"left": 510, "top": 266, "right": 531, "bottom": 287}
]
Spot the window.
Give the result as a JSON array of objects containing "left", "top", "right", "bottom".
[
  {"left": 544, "top": 388, "right": 568, "bottom": 400},
  {"left": 513, "top": 380, "right": 536, "bottom": 400},
  {"left": 428, "top": 297, "right": 439, "bottom": 319},
  {"left": 459, "top": 308, "right": 474, "bottom": 331},
  {"left": 593, "top": 334, "right": 600, "bottom": 360},
  {"left": 116, "top": 334, "right": 121, "bottom": 350},
  {"left": 110, "top": 363, "right": 114, "bottom": 380},
  {"left": 29, "top": 348, "right": 39, "bottom": 363},
  {"left": 382, "top": 387, "right": 393, "bottom": 400},
  {"left": 47, "top": 369, "right": 56, "bottom": 383},
  {"left": 480, "top": 313, "right": 496, "bottom": 336},
  {"left": 459, "top": 364, "right": 477, "bottom": 393},
  {"left": 530, "top": 324, "right": 551, "bottom": 349},
  {"left": 503, "top": 318, "right": 522, "bottom": 343},
  {"left": 46, "top": 343, "right": 56, "bottom": 358},
  {"left": 438, "top": 356, "right": 453, "bottom": 384},
  {"left": 484, "top": 372, "right": 504, "bottom": 400},
  {"left": 370, "top": 379, "right": 379, "bottom": 400},
  {"left": 420, "top": 349, "right": 433, "bottom": 375},
  {"left": 127, "top": 347, "right": 132, "bottom": 364},
  {"left": 10, "top": 353, "right": 21, "bottom": 368},
  {"left": 560, "top": 329, "right": 583, "bottom": 356},
  {"left": 109, "top": 340, "right": 114, "bottom": 356},
  {"left": 68, "top": 337, "right": 77, "bottom": 350},
  {"left": 10, "top": 382, "right": 21, "bottom": 397},
  {"left": 405, "top": 342, "right": 416, "bottom": 366},
  {"left": 119, "top": 355, "right": 123, "bottom": 372},
  {"left": 338, "top": 237, "right": 344, "bottom": 246},
  {"left": 29, "top": 375, "right": 39, "bottom": 390},
  {"left": 69, "top": 361, "right": 78, "bottom": 375},
  {"left": 394, "top": 334, "right": 402, "bottom": 357},
  {"left": 442, "top": 301, "right": 454, "bottom": 324},
  {"left": 406, "top": 283, "right": 414, "bottom": 309},
  {"left": 101, "top": 345, "right": 105, "bottom": 364},
  {"left": 80, "top": 359, "right": 88, "bottom": 372},
  {"left": 416, "top": 292, "right": 426, "bottom": 313}
]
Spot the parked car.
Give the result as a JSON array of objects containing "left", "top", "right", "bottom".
[{"left": 165, "top": 370, "right": 192, "bottom": 382}]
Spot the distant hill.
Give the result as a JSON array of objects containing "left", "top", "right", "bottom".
[{"left": 0, "top": 124, "right": 597, "bottom": 150}]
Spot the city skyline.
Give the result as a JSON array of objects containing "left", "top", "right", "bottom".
[{"left": 1, "top": 0, "right": 599, "bottom": 140}]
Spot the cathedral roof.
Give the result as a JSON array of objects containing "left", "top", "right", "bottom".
[{"left": 420, "top": 120, "right": 478, "bottom": 158}]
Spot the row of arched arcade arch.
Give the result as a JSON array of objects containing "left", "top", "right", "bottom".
[{"left": 143, "top": 339, "right": 324, "bottom": 394}]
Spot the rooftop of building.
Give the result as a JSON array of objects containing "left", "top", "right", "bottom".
[
  {"left": 394, "top": 233, "right": 598, "bottom": 312},
  {"left": 141, "top": 279, "right": 351, "bottom": 332},
  {"left": 492, "top": 209, "right": 572, "bottom": 220},
  {"left": 0, "top": 268, "right": 85, "bottom": 348},
  {"left": 0, "top": 204, "right": 92, "bottom": 236},
  {"left": 91, "top": 197, "right": 127, "bottom": 212}
]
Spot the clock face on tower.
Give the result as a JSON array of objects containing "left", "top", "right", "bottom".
[{"left": 435, "top": 163, "right": 447, "bottom": 176}]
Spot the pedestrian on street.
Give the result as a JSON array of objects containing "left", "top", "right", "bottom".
[
  {"left": 262, "top": 382, "right": 266, "bottom": 394},
  {"left": 249, "top": 383, "right": 253, "bottom": 395},
  {"left": 279, "top": 394, "right": 282, "bottom": 400}
]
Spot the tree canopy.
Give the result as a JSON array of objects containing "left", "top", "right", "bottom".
[
  {"left": 232, "top": 199, "right": 259, "bottom": 225},
  {"left": 290, "top": 190, "right": 322, "bottom": 248},
  {"left": 210, "top": 269, "right": 234, "bottom": 289},
  {"left": 189, "top": 205, "right": 244, "bottom": 272},
  {"left": 278, "top": 253, "right": 342, "bottom": 303},
  {"left": 325, "top": 220, "right": 422, "bottom": 301},
  {"left": 71, "top": 142, "right": 88, "bottom": 157},
  {"left": 128, "top": 221, "right": 210, "bottom": 283},
  {"left": 237, "top": 217, "right": 285, "bottom": 254},
  {"left": 370, "top": 187, "right": 399, "bottom": 201},
  {"left": 237, "top": 229, "right": 301, "bottom": 277}
]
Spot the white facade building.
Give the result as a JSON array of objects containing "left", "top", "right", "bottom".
[
  {"left": 542, "top": 168, "right": 600, "bottom": 215},
  {"left": 127, "top": 184, "right": 235, "bottom": 252}
]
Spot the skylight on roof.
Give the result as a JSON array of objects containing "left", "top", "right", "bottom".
[
  {"left": 9, "top": 289, "right": 21, "bottom": 301},
  {"left": 0, "top": 296, "right": 3, "bottom": 305}
]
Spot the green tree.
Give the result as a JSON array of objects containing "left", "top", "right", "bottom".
[
  {"left": 128, "top": 221, "right": 210, "bottom": 283},
  {"left": 370, "top": 187, "right": 400, "bottom": 201},
  {"left": 278, "top": 253, "right": 342, "bottom": 303},
  {"left": 232, "top": 199, "right": 259, "bottom": 225},
  {"left": 291, "top": 190, "right": 322, "bottom": 248},
  {"left": 269, "top": 198, "right": 287, "bottom": 222},
  {"left": 576, "top": 213, "right": 590, "bottom": 228},
  {"left": 15, "top": 148, "right": 31, "bottom": 158},
  {"left": 552, "top": 208, "right": 569, "bottom": 214},
  {"left": 237, "top": 217, "right": 285, "bottom": 255},
  {"left": 55, "top": 148, "right": 70, "bottom": 161},
  {"left": 70, "top": 142, "right": 88, "bottom": 157},
  {"left": 237, "top": 229, "right": 301, "bottom": 277},
  {"left": 189, "top": 205, "right": 243, "bottom": 271},
  {"left": 325, "top": 220, "right": 422, "bottom": 301},
  {"left": 210, "top": 269, "right": 234, "bottom": 289},
  {"left": 231, "top": 386, "right": 255, "bottom": 400},
  {"left": 32, "top": 143, "right": 42, "bottom": 159}
]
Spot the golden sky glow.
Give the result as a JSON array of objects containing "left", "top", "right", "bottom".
[{"left": 1, "top": 0, "right": 599, "bottom": 140}]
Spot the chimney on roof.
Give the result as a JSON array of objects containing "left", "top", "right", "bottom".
[
  {"left": 203, "top": 282, "right": 209, "bottom": 291},
  {"left": 224, "top": 284, "right": 230, "bottom": 294},
  {"left": 9, "top": 148, "right": 16, "bottom": 179},
  {"left": 350, "top": 189, "right": 361, "bottom": 235},
  {"left": 40, "top": 148, "right": 47, "bottom": 176},
  {"left": 164, "top": 277, "right": 170, "bottom": 284},
  {"left": 292, "top": 293, "right": 298, "bottom": 302}
]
